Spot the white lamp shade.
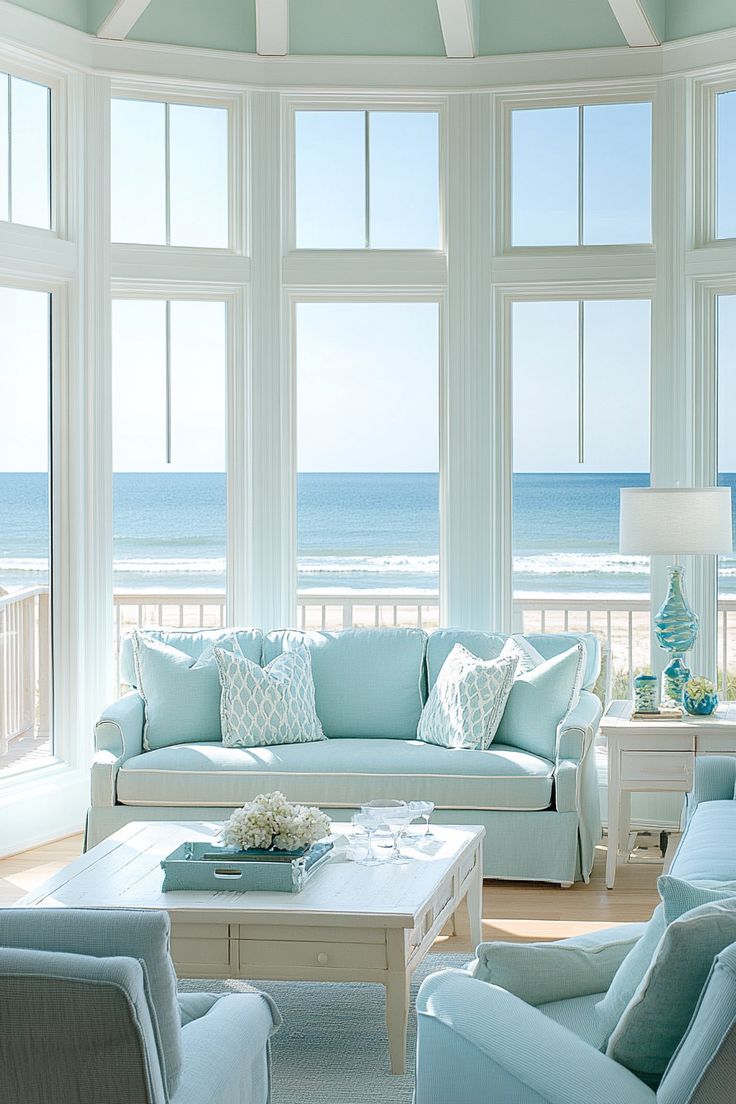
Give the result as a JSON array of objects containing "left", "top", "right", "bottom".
[{"left": 619, "top": 487, "right": 733, "bottom": 555}]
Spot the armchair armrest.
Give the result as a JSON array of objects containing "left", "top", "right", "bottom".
[
  {"left": 415, "top": 970, "right": 656, "bottom": 1104},
  {"left": 556, "top": 689, "right": 602, "bottom": 762},
  {"left": 468, "top": 925, "right": 645, "bottom": 1005},
  {"left": 685, "top": 755, "right": 736, "bottom": 820},
  {"left": 91, "top": 692, "right": 144, "bottom": 807}
]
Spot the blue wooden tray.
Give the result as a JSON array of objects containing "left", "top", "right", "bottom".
[{"left": 160, "top": 839, "right": 333, "bottom": 893}]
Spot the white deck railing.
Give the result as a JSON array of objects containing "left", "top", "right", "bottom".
[
  {"left": 0, "top": 585, "right": 50, "bottom": 756},
  {"left": 7, "top": 585, "right": 736, "bottom": 758}
]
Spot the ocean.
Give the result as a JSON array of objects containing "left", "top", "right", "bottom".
[{"left": 1, "top": 471, "right": 735, "bottom": 594}]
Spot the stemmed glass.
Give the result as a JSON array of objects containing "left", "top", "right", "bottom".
[
  {"left": 361, "top": 800, "right": 411, "bottom": 864},
  {"left": 408, "top": 800, "right": 435, "bottom": 838},
  {"left": 351, "top": 811, "right": 382, "bottom": 866}
]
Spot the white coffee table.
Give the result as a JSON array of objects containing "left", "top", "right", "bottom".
[{"left": 20, "top": 820, "right": 484, "bottom": 1074}]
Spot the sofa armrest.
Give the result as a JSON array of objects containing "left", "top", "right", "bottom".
[
  {"left": 92, "top": 693, "right": 144, "bottom": 808},
  {"left": 415, "top": 970, "right": 656, "bottom": 1104},
  {"left": 468, "top": 925, "right": 645, "bottom": 1005},
  {"left": 95, "top": 692, "right": 144, "bottom": 759},
  {"left": 556, "top": 689, "right": 602, "bottom": 762},
  {"left": 686, "top": 755, "right": 736, "bottom": 820}
]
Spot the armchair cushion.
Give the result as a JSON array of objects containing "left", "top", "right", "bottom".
[
  {"left": 607, "top": 893, "right": 736, "bottom": 1088},
  {"left": 0, "top": 908, "right": 182, "bottom": 1099},
  {"left": 471, "top": 924, "right": 645, "bottom": 1005},
  {"left": 495, "top": 644, "right": 585, "bottom": 760}
]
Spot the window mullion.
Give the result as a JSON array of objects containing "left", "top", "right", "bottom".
[
  {"left": 577, "top": 103, "right": 584, "bottom": 246},
  {"left": 164, "top": 101, "right": 171, "bottom": 245},
  {"left": 578, "top": 300, "right": 585, "bottom": 465},
  {"left": 7, "top": 75, "right": 12, "bottom": 224},
  {"left": 165, "top": 299, "right": 172, "bottom": 465},
  {"left": 364, "top": 109, "right": 370, "bottom": 249}
]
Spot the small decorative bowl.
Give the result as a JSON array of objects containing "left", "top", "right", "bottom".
[{"left": 683, "top": 690, "right": 718, "bottom": 716}]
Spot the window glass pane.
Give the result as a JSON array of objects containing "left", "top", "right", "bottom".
[
  {"left": 369, "top": 112, "right": 440, "bottom": 248},
  {"left": 0, "top": 287, "right": 53, "bottom": 777},
  {"left": 111, "top": 99, "right": 166, "bottom": 244},
  {"left": 169, "top": 104, "right": 229, "bottom": 248},
  {"left": 296, "top": 302, "right": 439, "bottom": 627},
  {"left": 112, "top": 300, "right": 228, "bottom": 645},
  {"left": 0, "top": 75, "right": 8, "bottom": 223},
  {"left": 10, "top": 76, "right": 50, "bottom": 230},
  {"left": 295, "top": 111, "right": 365, "bottom": 248},
  {"left": 513, "top": 299, "right": 651, "bottom": 693},
  {"left": 718, "top": 295, "right": 736, "bottom": 680},
  {"left": 511, "top": 107, "right": 578, "bottom": 246},
  {"left": 583, "top": 102, "right": 651, "bottom": 245},
  {"left": 717, "top": 91, "right": 736, "bottom": 240}
]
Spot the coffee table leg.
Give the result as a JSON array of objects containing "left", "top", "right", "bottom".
[
  {"left": 466, "top": 850, "right": 483, "bottom": 950},
  {"left": 385, "top": 970, "right": 410, "bottom": 1075}
]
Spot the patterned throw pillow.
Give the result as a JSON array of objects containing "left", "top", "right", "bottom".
[
  {"left": 499, "top": 634, "right": 545, "bottom": 675},
  {"left": 417, "top": 644, "right": 518, "bottom": 751},
  {"left": 215, "top": 644, "right": 326, "bottom": 748}
]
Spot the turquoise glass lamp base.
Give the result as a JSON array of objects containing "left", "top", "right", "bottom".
[{"left": 655, "top": 564, "right": 698, "bottom": 705}]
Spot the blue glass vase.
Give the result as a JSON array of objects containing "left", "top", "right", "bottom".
[
  {"left": 683, "top": 690, "right": 718, "bottom": 716},
  {"left": 655, "top": 565, "right": 698, "bottom": 703}
]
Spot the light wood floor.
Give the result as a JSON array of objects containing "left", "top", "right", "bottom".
[{"left": 0, "top": 834, "right": 660, "bottom": 952}]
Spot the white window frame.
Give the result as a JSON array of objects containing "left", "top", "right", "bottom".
[
  {"left": 110, "top": 80, "right": 246, "bottom": 256},
  {"left": 498, "top": 85, "right": 657, "bottom": 255},
  {"left": 285, "top": 96, "right": 447, "bottom": 255},
  {"left": 288, "top": 289, "right": 446, "bottom": 624}
]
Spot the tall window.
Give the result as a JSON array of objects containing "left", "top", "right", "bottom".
[
  {"left": 111, "top": 98, "right": 229, "bottom": 247},
  {"left": 112, "top": 300, "right": 228, "bottom": 639},
  {"left": 717, "top": 91, "right": 736, "bottom": 240},
  {"left": 717, "top": 293, "right": 736, "bottom": 693},
  {"left": 512, "top": 298, "right": 651, "bottom": 690},
  {"left": 294, "top": 110, "right": 440, "bottom": 248},
  {"left": 296, "top": 301, "right": 439, "bottom": 626},
  {"left": 0, "top": 287, "right": 53, "bottom": 776},
  {"left": 511, "top": 101, "right": 651, "bottom": 246},
  {"left": 0, "top": 72, "right": 52, "bottom": 230}
]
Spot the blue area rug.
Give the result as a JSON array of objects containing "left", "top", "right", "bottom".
[{"left": 179, "top": 951, "right": 470, "bottom": 1104}]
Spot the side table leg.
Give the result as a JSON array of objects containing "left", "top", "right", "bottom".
[
  {"left": 385, "top": 971, "right": 410, "bottom": 1075},
  {"left": 607, "top": 748, "right": 620, "bottom": 890}
]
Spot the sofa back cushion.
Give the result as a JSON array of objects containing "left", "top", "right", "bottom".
[
  {"left": 120, "top": 628, "right": 262, "bottom": 688},
  {"left": 495, "top": 644, "right": 585, "bottom": 761},
  {"left": 263, "top": 628, "right": 427, "bottom": 739},
  {"left": 426, "top": 630, "right": 600, "bottom": 693}
]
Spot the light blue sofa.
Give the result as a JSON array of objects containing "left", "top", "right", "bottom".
[
  {"left": 0, "top": 907, "right": 279, "bottom": 1104},
  {"left": 88, "top": 626, "right": 603, "bottom": 885},
  {"left": 415, "top": 756, "right": 736, "bottom": 1104}
]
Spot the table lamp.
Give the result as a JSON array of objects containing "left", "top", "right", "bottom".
[{"left": 619, "top": 487, "right": 733, "bottom": 703}]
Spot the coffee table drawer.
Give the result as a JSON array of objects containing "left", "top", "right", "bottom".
[
  {"left": 238, "top": 938, "right": 387, "bottom": 971},
  {"left": 171, "top": 922, "right": 232, "bottom": 972}
]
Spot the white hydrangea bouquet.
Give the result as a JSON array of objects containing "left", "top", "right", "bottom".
[{"left": 221, "top": 791, "right": 331, "bottom": 854}]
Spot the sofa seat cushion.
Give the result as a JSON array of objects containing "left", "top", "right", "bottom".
[
  {"left": 669, "top": 800, "right": 736, "bottom": 884},
  {"left": 116, "top": 739, "right": 555, "bottom": 811}
]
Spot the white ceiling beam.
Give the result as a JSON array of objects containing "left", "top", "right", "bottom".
[
  {"left": 256, "top": 0, "right": 288, "bottom": 56},
  {"left": 96, "top": 0, "right": 153, "bottom": 40},
  {"left": 607, "top": 0, "right": 661, "bottom": 47},
  {"left": 436, "top": 0, "right": 478, "bottom": 59}
]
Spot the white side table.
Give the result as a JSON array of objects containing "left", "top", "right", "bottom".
[{"left": 601, "top": 699, "right": 736, "bottom": 889}]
